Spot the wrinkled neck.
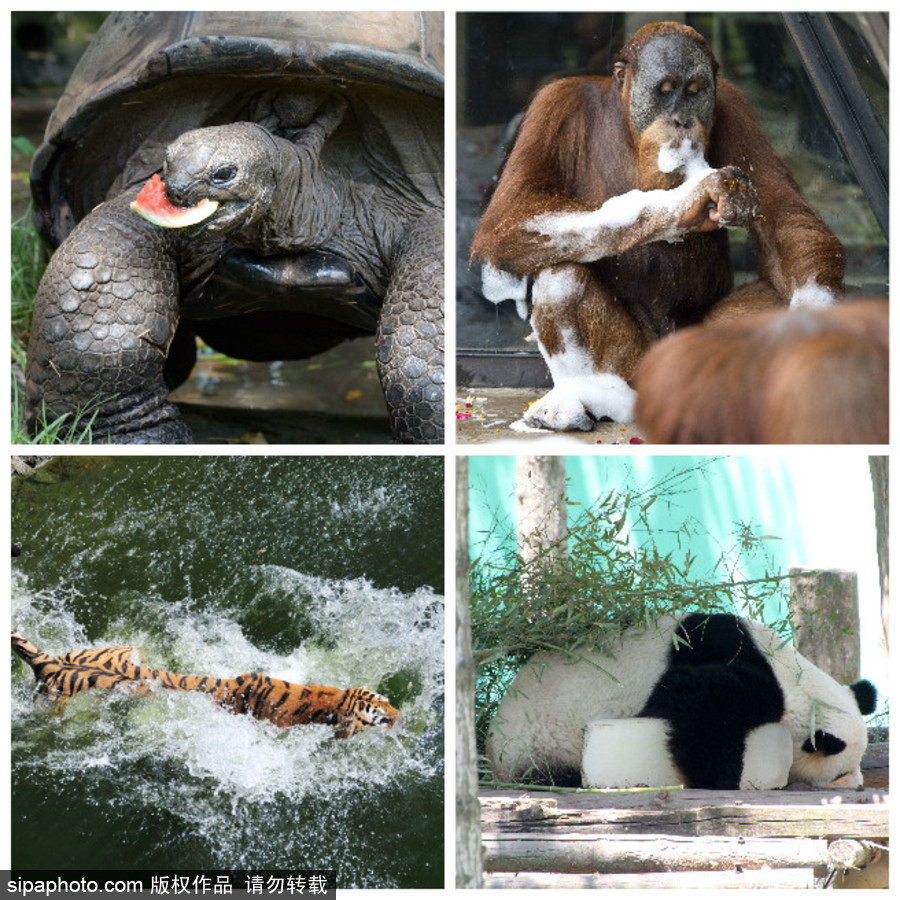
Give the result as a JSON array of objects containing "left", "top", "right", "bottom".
[{"left": 230, "top": 133, "right": 344, "bottom": 255}]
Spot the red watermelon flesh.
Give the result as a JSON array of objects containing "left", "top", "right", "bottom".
[{"left": 130, "top": 174, "right": 219, "bottom": 228}]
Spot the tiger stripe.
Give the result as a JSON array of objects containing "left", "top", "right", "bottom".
[{"left": 11, "top": 631, "right": 398, "bottom": 737}]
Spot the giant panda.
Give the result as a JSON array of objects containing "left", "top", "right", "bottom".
[{"left": 487, "top": 612, "right": 877, "bottom": 790}]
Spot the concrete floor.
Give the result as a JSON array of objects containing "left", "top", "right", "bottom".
[{"left": 456, "top": 388, "right": 646, "bottom": 445}]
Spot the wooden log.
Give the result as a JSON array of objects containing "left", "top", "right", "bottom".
[
  {"left": 790, "top": 567, "right": 861, "bottom": 683},
  {"left": 827, "top": 845, "right": 889, "bottom": 889},
  {"left": 827, "top": 838, "right": 883, "bottom": 870},
  {"left": 480, "top": 788, "right": 890, "bottom": 840},
  {"left": 482, "top": 795, "right": 559, "bottom": 822},
  {"left": 483, "top": 832, "right": 828, "bottom": 874},
  {"left": 483, "top": 869, "right": 818, "bottom": 889}
]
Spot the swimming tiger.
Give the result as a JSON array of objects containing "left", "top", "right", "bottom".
[{"left": 11, "top": 631, "right": 399, "bottom": 738}]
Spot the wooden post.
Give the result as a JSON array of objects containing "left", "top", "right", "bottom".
[
  {"left": 456, "top": 457, "right": 483, "bottom": 888},
  {"left": 789, "top": 568, "right": 860, "bottom": 683},
  {"left": 516, "top": 456, "right": 566, "bottom": 568},
  {"left": 515, "top": 456, "right": 566, "bottom": 611}
]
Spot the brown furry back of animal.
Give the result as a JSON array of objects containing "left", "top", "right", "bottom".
[
  {"left": 11, "top": 631, "right": 398, "bottom": 738},
  {"left": 634, "top": 299, "right": 888, "bottom": 444}
]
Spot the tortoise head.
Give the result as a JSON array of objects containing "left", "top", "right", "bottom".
[{"left": 162, "top": 122, "right": 279, "bottom": 236}]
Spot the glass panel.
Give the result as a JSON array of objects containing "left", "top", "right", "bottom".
[{"left": 456, "top": 12, "right": 888, "bottom": 369}]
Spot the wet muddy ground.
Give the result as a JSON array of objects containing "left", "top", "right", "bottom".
[{"left": 456, "top": 388, "right": 646, "bottom": 445}]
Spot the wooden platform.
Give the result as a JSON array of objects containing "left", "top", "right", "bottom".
[{"left": 480, "top": 766, "right": 889, "bottom": 889}]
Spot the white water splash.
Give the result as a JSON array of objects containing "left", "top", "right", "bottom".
[{"left": 11, "top": 566, "right": 444, "bottom": 884}]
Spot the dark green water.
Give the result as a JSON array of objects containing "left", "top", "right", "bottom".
[{"left": 11, "top": 456, "right": 444, "bottom": 888}]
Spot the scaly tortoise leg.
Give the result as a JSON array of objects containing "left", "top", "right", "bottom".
[
  {"left": 376, "top": 213, "right": 444, "bottom": 444},
  {"left": 25, "top": 194, "right": 192, "bottom": 444}
]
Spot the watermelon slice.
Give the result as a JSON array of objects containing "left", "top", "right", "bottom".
[{"left": 130, "top": 174, "right": 219, "bottom": 228}]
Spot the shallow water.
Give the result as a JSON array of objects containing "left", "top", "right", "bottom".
[{"left": 11, "top": 456, "right": 444, "bottom": 887}]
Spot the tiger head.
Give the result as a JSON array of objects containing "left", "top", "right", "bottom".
[{"left": 334, "top": 687, "right": 400, "bottom": 738}]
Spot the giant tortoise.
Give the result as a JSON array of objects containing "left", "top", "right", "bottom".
[{"left": 25, "top": 11, "right": 444, "bottom": 443}]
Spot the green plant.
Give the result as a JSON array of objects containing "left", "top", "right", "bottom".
[
  {"left": 11, "top": 204, "right": 46, "bottom": 371},
  {"left": 12, "top": 133, "right": 45, "bottom": 350},
  {"left": 11, "top": 386, "right": 106, "bottom": 445},
  {"left": 470, "top": 461, "right": 793, "bottom": 743},
  {"left": 11, "top": 135, "right": 36, "bottom": 161}
]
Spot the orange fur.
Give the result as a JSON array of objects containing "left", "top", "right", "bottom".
[
  {"left": 634, "top": 299, "right": 888, "bottom": 443},
  {"left": 12, "top": 631, "right": 399, "bottom": 738},
  {"left": 470, "top": 21, "right": 846, "bottom": 374}
]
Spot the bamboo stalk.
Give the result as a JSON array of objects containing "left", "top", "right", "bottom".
[{"left": 482, "top": 781, "right": 684, "bottom": 795}]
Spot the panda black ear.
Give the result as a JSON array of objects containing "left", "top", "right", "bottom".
[
  {"left": 850, "top": 679, "right": 877, "bottom": 715},
  {"left": 802, "top": 730, "right": 847, "bottom": 756}
]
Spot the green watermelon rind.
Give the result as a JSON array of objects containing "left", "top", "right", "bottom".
[{"left": 130, "top": 196, "right": 219, "bottom": 229}]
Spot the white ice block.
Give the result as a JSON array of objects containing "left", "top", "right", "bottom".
[
  {"left": 739, "top": 722, "right": 793, "bottom": 790},
  {"left": 581, "top": 718, "right": 681, "bottom": 788}
]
